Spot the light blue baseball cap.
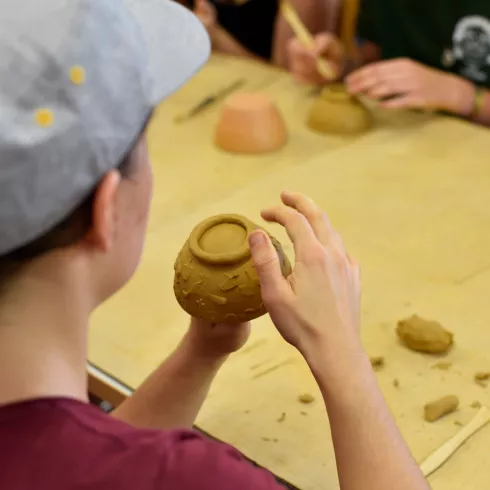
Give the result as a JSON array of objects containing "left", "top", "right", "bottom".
[{"left": 0, "top": 0, "right": 210, "bottom": 255}]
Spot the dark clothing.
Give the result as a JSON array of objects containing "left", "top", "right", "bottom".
[
  {"left": 0, "top": 398, "right": 283, "bottom": 490},
  {"left": 211, "top": 0, "right": 279, "bottom": 60},
  {"left": 358, "top": 0, "right": 490, "bottom": 86}
]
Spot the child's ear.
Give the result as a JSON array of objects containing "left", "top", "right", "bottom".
[{"left": 84, "top": 170, "right": 121, "bottom": 252}]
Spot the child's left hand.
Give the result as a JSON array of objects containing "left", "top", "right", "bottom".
[
  {"left": 184, "top": 317, "right": 251, "bottom": 359},
  {"left": 346, "top": 58, "right": 475, "bottom": 115}
]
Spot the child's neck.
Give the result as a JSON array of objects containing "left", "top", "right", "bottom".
[{"left": 0, "top": 256, "right": 91, "bottom": 406}]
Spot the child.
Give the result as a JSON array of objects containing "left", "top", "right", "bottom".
[
  {"left": 0, "top": 1, "right": 428, "bottom": 489},
  {"left": 288, "top": 0, "right": 490, "bottom": 126},
  {"left": 180, "top": 0, "right": 333, "bottom": 66}
]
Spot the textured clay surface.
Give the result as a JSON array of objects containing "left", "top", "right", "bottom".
[
  {"left": 174, "top": 214, "right": 292, "bottom": 324},
  {"left": 424, "top": 395, "right": 459, "bottom": 422},
  {"left": 307, "top": 84, "right": 373, "bottom": 135},
  {"left": 396, "top": 314, "right": 454, "bottom": 354}
]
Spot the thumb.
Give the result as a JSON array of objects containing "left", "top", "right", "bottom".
[{"left": 249, "top": 230, "right": 288, "bottom": 297}]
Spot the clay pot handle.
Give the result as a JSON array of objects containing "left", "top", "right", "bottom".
[{"left": 189, "top": 215, "right": 255, "bottom": 265}]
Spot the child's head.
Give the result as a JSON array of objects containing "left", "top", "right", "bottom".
[{"left": 0, "top": 0, "right": 210, "bottom": 305}]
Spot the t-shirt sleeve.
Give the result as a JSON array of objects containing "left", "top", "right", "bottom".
[
  {"left": 160, "top": 431, "right": 286, "bottom": 490},
  {"left": 357, "top": 0, "right": 378, "bottom": 44}
]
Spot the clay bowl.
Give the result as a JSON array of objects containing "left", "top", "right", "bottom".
[
  {"left": 307, "top": 84, "right": 373, "bottom": 135},
  {"left": 214, "top": 92, "right": 288, "bottom": 154},
  {"left": 174, "top": 214, "right": 291, "bottom": 324}
]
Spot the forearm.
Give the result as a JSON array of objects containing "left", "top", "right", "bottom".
[
  {"left": 306, "top": 340, "right": 429, "bottom": 490},
  {"left": 113, "top": 335, "right": 226, "bottom": 430},
  {"left": 441, "top": 74, "right": 490, "bottom": 127},
  {"left": 210, "top": 26, "right": 261, "bottom": 61}
]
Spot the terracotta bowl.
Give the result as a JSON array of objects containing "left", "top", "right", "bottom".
[
  {"left": 174, "top": 214, "right": 291, "bottom": 324},
  {"left": 214, "top": 92, "right": 288, "bottom": 154},
  {"left": 307, "top": 84, "right": 373, "bottom": 135}
]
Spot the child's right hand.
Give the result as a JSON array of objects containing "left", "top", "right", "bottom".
[
  {"left": 249, "top": 191, "right": 362, "bottom": 365},
  {"left": 287, "top": 33, "right": 345, "bottom": 85}
]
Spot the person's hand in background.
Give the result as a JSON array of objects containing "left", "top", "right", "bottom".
[
  {"left": 194, "top": 0, "right": 218, "bottom": 38},
  {"left": 346, "top": 58, "right": 475, "bottom": 115},
  {"left": 287, "top": 33, "right": 345, "bottom": 85}
]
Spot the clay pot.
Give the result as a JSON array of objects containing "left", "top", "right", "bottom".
[
  {"left": 174, "top": 214, "right": 292, "bottom": 324},
  {"left": 307, "top": 84, "right": 373, "bottom": 135},
  {"left": 214, "top": 92, "right": 288, "bottom": 154}
]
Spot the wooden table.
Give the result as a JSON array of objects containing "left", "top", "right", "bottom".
[{"left": 88, "top": 54, "right": 490, "bottom": 490}]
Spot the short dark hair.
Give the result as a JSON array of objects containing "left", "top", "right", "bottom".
[{"left": 0, "top": 133, "right": 142, "bottom": 289}]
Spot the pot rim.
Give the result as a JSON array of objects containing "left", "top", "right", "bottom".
[{"left": 189, "top": 214, "right": 254, "bottom": 265}]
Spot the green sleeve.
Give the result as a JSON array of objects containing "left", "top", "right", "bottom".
[{"left": 357, "top": 0, "right": 378, "bottom": 44}]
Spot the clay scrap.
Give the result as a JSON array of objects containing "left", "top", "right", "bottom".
[
  {"left": 474, "top": 372, "right": 490, "bottom": 381},
  {"left": 174, "top": 214, "right": 291, "bottom": 324},
  {"left": 370, "top": 356, "right": 385, "bottom": 371},
  {"left": 424, "top": 395, "right": 459, "bottom": 422},
  {"left": 431, "top": 361, "right": 453, "bottom": 371},
  {"left": 298, "top": 393, "right": 315, "bottom": 404},
  {"left": 396, "top": 314, "right": 454, "bottom": 354}
]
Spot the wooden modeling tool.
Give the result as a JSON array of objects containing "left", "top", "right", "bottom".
[
  {"left": 420, "top": 406, "right": 490, "bottom": 477},
  {"left": 280, "top": 0, "right": 336, "bottom": 81},
  {"left": 340, "top": 0, "right": 360, "bottom": 60},
  {"left": 174, "top": 78, "right": 246, "bottom": 123}
]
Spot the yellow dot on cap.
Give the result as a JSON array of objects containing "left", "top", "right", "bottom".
[
  {"left": 69, "top": 65, "right": 86, "bottom": 85},
  {"left": 34, "top": 108, "right": 55, "bottom": 127}
]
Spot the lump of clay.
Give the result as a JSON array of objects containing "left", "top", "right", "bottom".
[
  {"left": 214, "top": 92, "right": 288, "bottom": 154},
  {"left": 307, "top": 84, "right": 373, "bottom": 135},
  {"left": 396, "top": 314, "right": 454, "bottom": 354},
  {"left": 174, "top": 214, "right": 292, "bottom": 324},
  {"left": 424, "top": 395, "right": 459, "bottom": 422}
]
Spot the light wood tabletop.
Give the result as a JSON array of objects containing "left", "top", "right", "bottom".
[{"left": 89, "top": 54, "right": 490, "bottom": 490}]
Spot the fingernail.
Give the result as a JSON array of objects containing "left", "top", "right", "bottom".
[{"left": 249, "top": 232, "right": 265, "bottom": 249}]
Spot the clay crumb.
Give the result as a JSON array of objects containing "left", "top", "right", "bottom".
[
  {"left": 370, "top": 356, "right": 385, "bottom": 371},
  {"left": 474, "top": 372, "right": 490, "bottom": 381},
  {"left": 244, "top": 410, "right": 250, "bottom": 414},
  {"left": 298, "top": 393, "right": 315, "bottom": 404},
  {"left": 262, "top": 437, "right": 271, "bottom": 442},
  {"left": 424, "top": 395, "right": 459, "bottom": 422},
  {"left": 475, "top": 379, "right": 488, "bottom": 388},
  {"left": 277, "top": 412, "right": 286, "bottom": 423},
  {"left": 300, "top": 411, "right": 308, "bottom": 416},
  {"left": 393, "top": 378, "right": 400, "bottom": 388},
  {"left": 454, "top": 420, "right": 464, "bottom": 427},
  {"left": 470, "top": 401, "right": 482, "bottom": 409},
  {"left": 396, "top": 314, "right": 453, "bottom": 354},
  {"left": 273, "top": 438, "right": 279, "bottom": 443},
  {"left": 431, "top": 362, "right": 453, "bottom": 371}
]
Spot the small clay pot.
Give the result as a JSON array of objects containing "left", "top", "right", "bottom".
[
  {"left": 307, "top": 84, "right": 373, "bottom": 135},
  {"left": 174, "top": 214, "right": 292, "bottom": 324},
  {"left": 214, "top": 92, "right": 288, "bottom": 154}
]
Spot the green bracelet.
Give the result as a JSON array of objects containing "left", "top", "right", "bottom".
[{"left": 471, "top": 86, "right": 485, "bottom": 118}]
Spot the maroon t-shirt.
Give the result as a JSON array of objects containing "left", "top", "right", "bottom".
[{"left": 0, "top": 398, "right": 284, "bottom": 490}]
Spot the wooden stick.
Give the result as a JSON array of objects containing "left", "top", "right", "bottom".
[
  {"left": 340, "top": 0, "right": 360, "bottom": 59},
  {"left": 420, "top": 407, "right": 490, "bottom": 477},
  {"left": 280, "top": 0, "right": 336, "bottom": 80}
]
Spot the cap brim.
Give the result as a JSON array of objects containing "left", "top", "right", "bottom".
[{"left": 124, "top": 0, "right": 210, "bottom": 105}]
